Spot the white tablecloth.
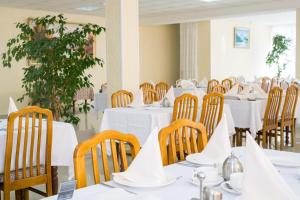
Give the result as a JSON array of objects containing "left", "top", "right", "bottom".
[
  {"left": 0, "top": 119, "right": 78, "bottom": 177},
  {"left": 94, "top": 92, "right": 108, "bottom": 114},
  {"left": 173, "top": 87, "right": 206, "bottom": 97},
  {"left": 42, "top": 147, "right": 300, "bottom": 200},
  {"left": 225, "top": 99, "right": 300, "bottom": 137},
  {"left": 100, "top": 104, "right": 235, "bottom": 145}
]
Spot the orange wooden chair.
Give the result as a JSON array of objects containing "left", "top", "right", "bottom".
[
  {"left": 74, "top": 130, "right": 141, "bottom": 189},
  {"left": 111, "top": 90, "right": 133, "bottom": 108},
  {"left": 278, "top": 85, "right": 298, "bottom": 150},
  {"left": 159, "top": 119, "right": 208, "bottom": 166},
  {"left": 257, "top": 87, "right": 283, "bottom": 149},
  {"left": 221, "top": 79, "right": 233, "bottom": 92},
  {"left": 0, "top": 106, "right": 53, "bottom": 200},
  {"left": 140, "top": 82, "right": 154, "bottom": 91},
  {"left": 212, "top": 84, "right": 226, "bottom": 94},
  {"left": 207, "top": 79, "right": 219, "bottom": 93},
  {"left": 172, "top": 94, "right": 198, "bottom": 122},
  {"left": 200, "top": 92, "right": 224, "bottom": 138},
  {"left": 155, "top": 82, "right": 170, "bottom": 101},
  {"left": 143, "top": 89, "right": 157, "bottom": 104}
]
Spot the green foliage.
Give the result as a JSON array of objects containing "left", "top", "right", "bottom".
[
  {"left": 266, "top": 35, "right": 291, "bottom": 78},
  {"left": 2, "top": 14, "right": 105, "bottom": 124}
]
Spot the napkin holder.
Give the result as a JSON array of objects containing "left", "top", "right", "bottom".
[{"left": 222, "top": 152, "right": 243, "bottom": 181}]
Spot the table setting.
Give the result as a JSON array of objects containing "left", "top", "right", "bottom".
[{"left": 44, "top": 114, "right": 300, "bottom": 200}]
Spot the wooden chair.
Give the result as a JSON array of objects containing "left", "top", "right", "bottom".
[
  {"left": 280, "top": 80, "right": 289, "bottom": 90},
  {"left": 257, "top": 87, "right": 283, "bottom": 149},
  {"left": 271, "top": 77, "right": 279, "bottom": 88},
  {"left": 0, "top": 106, "right": 53, "bottom": 200},
  {"left": 111, "top": 90, "right": 133, "bottom": 108},
  {"left": 172, "top": 94, "right": 198, "bottom": 122},
  {"left": 74, "top": 130, "right": 141, "bottom": 189},
  {"left": 139, "top": 82, "right": 154, "bottom": 91},
  {"left": 207, "top": 79, "right": 219, "bottom": 93},
  {"left": 159, "top": 119, "right": 208, "bottom": 166},
  {"left": 155, "top": 82, "right": 170, "bottom": 101},
  {"left": 238, "top": 84, "right": 244, "bottom": 93},
  {"left": 261, "top": 77, "right": 271, "bottom": 93},
  {"left": 221, "top": 79, "right": 233, "bottom": 92},
  {"left": 143, "top": 89, "right": 157, "bottom": 104},
  {"left": 278, "top": 85, "right": 298, "bottom": 150},
  {"left": 200, "top": 92, "right": 224, "bottom": 138},
  {"left": 212, "top": 84, "right": 226, "bottom": 94}
]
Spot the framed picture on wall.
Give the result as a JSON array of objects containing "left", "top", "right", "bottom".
[{"left": 234, "top": 27, "right": 250, "bottom": 48}]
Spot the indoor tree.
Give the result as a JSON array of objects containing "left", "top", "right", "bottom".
[
  {"left": 2, "top": 14, "right": 105, "bottom": 124},
  {"left": 266, "top": 34, "right": 291, "bottom": 78}
]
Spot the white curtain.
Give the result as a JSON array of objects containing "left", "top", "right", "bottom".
[{"left": 180, "top": 22, "right": 198, "bottom": 80}]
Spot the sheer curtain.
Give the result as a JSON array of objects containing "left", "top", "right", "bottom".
[{"left": 180, "top": 22, "right": 198, "bottom": 80}]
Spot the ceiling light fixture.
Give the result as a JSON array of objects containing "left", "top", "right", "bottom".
[{"left": 76, "top": 6, "right": 99, "bottom": 12}]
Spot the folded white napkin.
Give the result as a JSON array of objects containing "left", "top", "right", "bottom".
[
  {"left": 195, "top": 115, "right": 231, "bottom": 164},
  {"left": 114, "top": 128, "right": 167, "bottom": 184},
  {"left": 164, "top": 86, "right": 175, "bottom": 106},
  {"left": 198, "top": 77, "right": 208, "bottom": 87},
  {"left": 241, "top": 134, "right": 297, "bottom": 200},
  {"left": 8, "top": 97, "right": 18, "bottom": 115},
  {"left": 129, "top": 89, "right": 144, "bottom": 107},
  {"left": 178, "top": 80, "right": 196, "bottom": 89},
  {"left": 252, "top": 83, "right": 268, "bottom": 99},
  {"left": 225, "top": 84, "right": 239, "bottom": 96}
]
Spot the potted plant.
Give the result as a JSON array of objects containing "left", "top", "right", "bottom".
[
  {"left": 2, "top": 14, "right": 105, "bottom": 124},
  {"left": 266, "top": 34, "right": 291, "bottom": 78}
]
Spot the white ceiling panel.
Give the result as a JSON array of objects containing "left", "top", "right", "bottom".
[{"left": 0, "top": 0, "right": 299, "bottom": 24}]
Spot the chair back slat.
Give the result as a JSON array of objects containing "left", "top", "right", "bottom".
[
  {"left": 207, "top": 79, "right": 219, "bottom": 93},
  {"left": 143, "top": 89, "right": 157, "bottom": 104},
  {"left": 111, "top": 90, "right": 133, "bottom": 108},
  {"left": 212, "top": 84, "right": 226, "bottom": 94},
  {"left": 155, "top": 82, "right": 170, "bottom": 101},
  {"left": 36, "top": 113, "right": 43, "bottom": 175},
  {"left": 200, "top": 92, "right": 224, "bottom": 138},
  {"left": 172, "top": 94, "right": 198, "bottom": 122},
  {"left": 74, "top": 130, "right": 141, "bottom": 189},
  {"left": 91, "top": 146, "right": 100, "bottom": 184},
  {"left": 140, "top": 82, "right": 154, "bottom": 91},
  {"left": 159, "top": 119, "right": 208, "bottom": 166}
]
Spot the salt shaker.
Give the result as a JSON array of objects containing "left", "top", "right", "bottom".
[{"left": 191, "top": 172, "right": 206, "bottom": 200}]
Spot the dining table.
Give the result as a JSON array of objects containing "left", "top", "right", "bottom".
[
  {"left": 41, "top": 147, "right": 300, "bottom": 200},
  {"left": 173, "top": 87, "right": 207, "bottom": 97},
  {"left": 0, "top": 118, "right": 78, "bottom": 194},
  {"left": 100, "top": 104, "right": 235, "bottom": 146}
]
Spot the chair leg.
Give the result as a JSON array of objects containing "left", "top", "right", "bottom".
[
  {"left": 4, "top": 190, "right": 10, "bottom": 200},
  {"left": 262, "top": 130, "right": 267, "bottom": 148},
  {"left": 280, "top": 126, "right": 284, "bottom": 150},
  {"left": 274, "top": 129, "right": 278, "bottom": 150},
  {"left": 291, "top": 123, "right": 295, "bottom": 147},
  {"left": 285, "top": 126, "right": 290, "bottom": 145}
]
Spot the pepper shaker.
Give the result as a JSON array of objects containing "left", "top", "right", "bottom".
[{"left": 191, "top": 172, "right": 206, "bottom": 200}]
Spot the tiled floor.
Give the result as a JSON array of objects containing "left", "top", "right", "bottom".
[{"left": 4, "top": 111, "right": 300, "bottom": 199}]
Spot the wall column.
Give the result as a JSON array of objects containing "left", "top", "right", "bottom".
[
  {"left": 296, "top": 9, "right": 300, "bottom": 78},
  {"left": 105, "top": 0, "right": 140, "bottom": 96}
]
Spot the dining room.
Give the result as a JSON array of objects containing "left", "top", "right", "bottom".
[{"left": 1, "top": 0, "right": 300, "bottom": 200}]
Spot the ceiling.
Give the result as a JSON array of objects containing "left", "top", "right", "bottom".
[{"left": 0, "top": 0, "right": 300, "bottom": 25}]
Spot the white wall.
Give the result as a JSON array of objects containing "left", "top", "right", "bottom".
[{"left": 210, "top": 19, "right": 273, "bottom": 81}]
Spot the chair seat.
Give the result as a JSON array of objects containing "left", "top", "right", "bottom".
[{"left": 0, "top": 166, "right": 45, "bottom": 183}]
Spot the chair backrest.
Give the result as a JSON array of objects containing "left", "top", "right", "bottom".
[
  {"left": 263, "top": 87, "right": 283, "bottom": 130},
  {"left": 172, "top": 94, "right": 198, "bottom": 122},
  {"left": 280, "top": 80, "right": 289, "bottom": 90},
  {"left": 4, "top": 106, "right": 53, "bottom": 192},
  {"left": 207, "top": 79, "right": 219, "bottom": 93},
  {"left": 143, "top": 89, "right": 157, "bottom": 104},
  {"left": 140, "top": 82, "right": 154, "bottom": 91},
  {"left": 281, "top": 85, "right": 298, "bottom": 122},
  {"left": 200, "top": 92, "right": 224, "bottom": 138},
  {"left": 155, "top": 82, "right": 170, "bottom": 101},
  {"left": 221, "top": 79, "right": 233, "bottom": 92},
  {"left": 159, "top": 119, "right": 208, "bottom": 166},
  {"left": 261, "top": 77, "right": 271, "bottom": 93},
  {"left": 212, "top": 84, "right": 226, "bottom": 94},
  {"left": 74, "top": 130, "right": 141, "bottom": 189},
  {"left": 111, "top": 90, "right": 133, "bottom": 108}
]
